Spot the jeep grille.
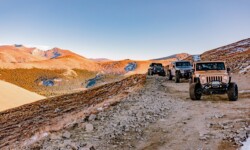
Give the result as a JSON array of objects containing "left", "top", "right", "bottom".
[{"left": 206, "top": 76, "right": 222, "bottom": 83}]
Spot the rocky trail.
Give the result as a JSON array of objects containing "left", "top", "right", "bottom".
[{"left": 25, "top": 76, "right": 249, "bottom": 150}]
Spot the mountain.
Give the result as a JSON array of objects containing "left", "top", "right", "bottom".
[
  {"left": 0, "top": 45, "right": 47, "bottom": 63},
  {"left": 201, "top": 38, "right": 250, "bottom": 73},
  {"left": 153, "top": 53, "right": 190, "bottom": 61},
  {"left": 0, "top": 45, "right": 101, "bottom": 71},
  {"left": 89, "top": 58, "right": 111, "bottom": 62},
  {"left": 0, "top": 39, "right": 249, "bottom": 74},
  {"left": 0, "top": 45, "right": 178, "bottom": 74}
]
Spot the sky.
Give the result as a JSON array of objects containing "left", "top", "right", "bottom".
[{"left": 0, "top": 0, "right": 250, "bottom": 60}]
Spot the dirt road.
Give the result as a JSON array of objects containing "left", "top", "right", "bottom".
[{"left": 26, "top": 75, "right": 250, "bottom": 150}]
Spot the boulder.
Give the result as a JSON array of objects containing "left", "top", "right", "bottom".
[
  {"left": 85, "top": 124, "right": 94, "bottom": 132},
  {"left": 62, "top": 131, "right": 71, "bottom": 138}
]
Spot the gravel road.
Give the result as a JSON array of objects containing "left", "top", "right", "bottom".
[{"left": 28, "top": 75, "right": 250, "bottom": 150}]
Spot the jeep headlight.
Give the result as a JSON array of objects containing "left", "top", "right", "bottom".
[
  {"left": 200, "top": 76, "right": 206, "bottom": 84},
  {"left": 223, "top": 76, "right": 228, "bottom": 83},
  {"left": 201, "top": 76, "right": 206, "bottom": 81}
]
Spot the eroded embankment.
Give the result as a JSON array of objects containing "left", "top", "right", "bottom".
[{"left": 0, "top": 74, "right": 146, "bottom": 149}]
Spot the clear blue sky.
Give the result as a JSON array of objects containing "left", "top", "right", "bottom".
[{"left": 1, "top": 0, "right": 250, "bottom": 60}]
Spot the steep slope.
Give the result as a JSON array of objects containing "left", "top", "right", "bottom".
[
  {"left": 0, "top": 80, "right": 45, "bottom": 111},
  {"left": 201, "top": 38, "right": 250, "bottom": 73}
]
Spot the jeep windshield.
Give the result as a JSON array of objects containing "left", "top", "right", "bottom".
[
  {"left": 176, "top": 62, "right": 191, "bottom": 67},
  {"left": 196, "top": 62, "right": 225, "bottom": 71},
  {"left": 151, "top": 64, "right": 162, "bottom": 67}
]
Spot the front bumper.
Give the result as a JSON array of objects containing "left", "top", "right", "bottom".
[
  {"left": 202, "top": 82, "right": 228, "bottom": 95},
  {"left": 180, "top": 72, "right": 192, "bottom": 78},
  {"left": 153, "top": 70, "right": 165, "bottom": 74}
]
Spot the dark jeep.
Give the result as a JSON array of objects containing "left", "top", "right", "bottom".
[{"left": 148, "top": 63, "right": 166, "bottom": 76}]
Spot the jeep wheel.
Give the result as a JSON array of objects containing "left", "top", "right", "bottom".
[
  {"left": 175, "top": 71, "right": 180, "bottom": 83},
  {"left": 189, "top": 83, "right": 202, "bottom": 100},
  {"left": 167, "top": 71, "right": 172, "bottom": 80},
  {"left": 227, "top": 82, "right": 238, "bottom": 101},
  {"left": 161, "top": 72, "right": 166, "bottom": 77}
]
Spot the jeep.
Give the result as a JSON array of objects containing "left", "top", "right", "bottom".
[
  {"left": 166, "top": 61, "right": 193, "bottom": 83},
  {"left": 189, "top": 61, "right": 238, "bottom": 101},
  {"left": 148, "top": 63, "right": 166, "bottom": 76}
]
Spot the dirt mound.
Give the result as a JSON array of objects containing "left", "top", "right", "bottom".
[
  {"left": 0, "top": 80, "right": 45, "bottom": 111},
  {"left": 0, "top": 74, "right": 146, "bottom": 149}
]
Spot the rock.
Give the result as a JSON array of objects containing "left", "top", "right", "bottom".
[
  {"left": 50, "top": 134, "right": 62, "bottom": 140},
  {"left": 103, "top": 102, "right": 110, "bottom": 108},
  {"left": 97, "top": 107, "right": 103, "bottom": 111},
  {"left": 85, "top": 124, "right": 94, "bottom": 132},
  {"left": 63, "top": 139, "right": 72, "bottom": 145},
  {"left": 88, "top": 114, "right": 97, "bottom": 121},
  {"left": 66, "top": 121, "right": 78, "bottom": 129},
  {"left": 62, "top": 131, "right": 71, "bottom": 138},
  {"left": 54, "top": 108, "right": 61, "bottom": 113},
  {"left": 238, "top": 130, "right": 247, "bottom": 139},
  {"left": 79, "top": 145, "right": 95, "bottom": 150},
  {"left": 214, "top": 113, "right": 224, "bottom": 118}
]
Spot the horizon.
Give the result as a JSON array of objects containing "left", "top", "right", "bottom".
[{"left": 1, "top": 0, "right": 250, "bottom": 60}]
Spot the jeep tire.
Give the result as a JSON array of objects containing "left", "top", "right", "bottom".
[
  {"left": 189, "top": 83, "right": 202, "bottom": 100},
  {"left": 148, "top": 70, "right": 153, "bottom": 76},
  {"left": 227, "top": 82, "right": 238, "bottom": 101},
  {"left": 175, "top": 71, "right": 180, "bottom": 83},
  {"left": 161, "top": 72, "right": 166, "bottom": 77}
]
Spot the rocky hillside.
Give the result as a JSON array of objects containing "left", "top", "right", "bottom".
[
  {"left": 201, "top": 38, "right": 250, "bottom": 73},
  {"left": 0, "top": 74, "right": 146, "bottom": 149}
]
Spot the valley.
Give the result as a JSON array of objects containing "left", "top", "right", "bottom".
[{"left": 0, "top": 38, "right": 249, "bottom": 150}]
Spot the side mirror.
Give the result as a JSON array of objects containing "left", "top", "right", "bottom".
[
  {"left": 192, "top": 69, "right": 195, "bottom": 73},
  {"left": 227, "top": 68, "right": 231, "bottom": 72}
]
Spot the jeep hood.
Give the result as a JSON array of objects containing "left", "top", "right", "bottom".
[{"left": 195, "top": 70, "right": 228, "bottom": 76}]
